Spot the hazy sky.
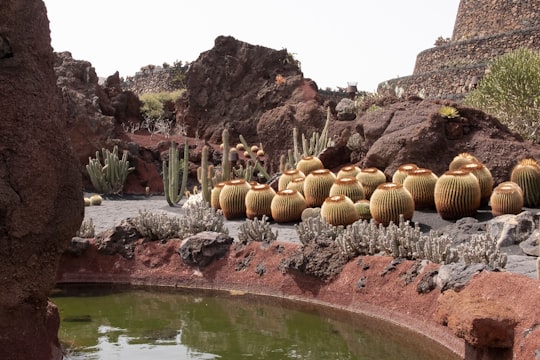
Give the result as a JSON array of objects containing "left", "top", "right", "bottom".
[{"left": 43, "top": 0, "right": 460, "bottom": 92}]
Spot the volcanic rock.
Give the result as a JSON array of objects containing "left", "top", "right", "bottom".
[{"left": 0, "top": 1, "right": 84, "bottom": 358}]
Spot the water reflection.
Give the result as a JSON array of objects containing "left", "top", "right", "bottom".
[{"left": 52, "top": 285, "right": 459, "bottom": 360}]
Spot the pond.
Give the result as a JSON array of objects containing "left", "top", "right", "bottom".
[{"left": 52, "top": 285, "right": 461, "bottom": 360}]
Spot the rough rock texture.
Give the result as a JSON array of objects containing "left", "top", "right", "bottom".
[
  {"left": 179, "top": 231, "right": 234, "bottom": 267},
  {"left": 95, "top": 218, "right": 143, "bottom": 259},
  {"left": 354, "top": 98, "right": 540, "bottom": 184},
  {"left": 0, "top": 1, "right": 84, "bottom": 358}
]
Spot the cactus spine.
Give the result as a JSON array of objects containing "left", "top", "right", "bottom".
[
  {"left": 337, "top": 165, "right": 361, "bottom": 179},
  {"left": 392, "top": 163, "right": 419, "bottom": 185},
  {"left": 448, "top": 152, "right": 479, "bottom": 171},
  {"left": 370, "top": 182, "right": 415, "bottom": 226},
  {"left": 211, "top": 182, "right": 226, "bottom": 210},
  {"left": 286, "top": 177, "right": 306, "bottom": 196},
  {"left": 219, "top": 179, "right": 251, "bottom": 219},
  {"left": 163, "top": 141, "right": 190, "bottom": 206},
  {"left": 296, "top": 156, "right": 324, "bottom": 176},
  {"left": 303, "top": 169, "right": 336, "bottom": 207},
  {"left": 245, "top": 184, "right": 276, "bottom": 219},
  {"left": 356, "top": 168, "right": 386, "bottom": 200},
  {"left": 278, "top": 169, "right": 305, "bottom": 191},
  {"left": 354, "top": 199, "right": 372, "bottom": 221},
  {"left": 434, "top": 170, "right": 481, "bottom": 220},
  {"left": 321, "top": 194, "right": 359, "bottom": 226},
  {"left": 490, "top": 181, "right": 524, "bottom": 216},
  {"left": 329, "top": 176, "right": 365, "bottom": 202},
  {"left": 460, "top": 162, "right": 493, "bottom": 206},
  {"left": 510, "top": 158, "right": 540, "bottom": 207},
  {"left": 402, "top": 168, "right": 438, "bottom": 210},
  {"left": 270, "top": 189, "right": 307, "bottom": 223}
]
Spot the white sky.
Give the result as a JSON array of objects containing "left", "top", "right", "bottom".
[{"left": 43, "top": 0, "right": 460, "bottom": 92}]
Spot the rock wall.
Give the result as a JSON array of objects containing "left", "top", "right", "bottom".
[
  {"left": 123, "top": 66, "right": 179, "bottom": 95},
  {"left": 0, "top": 0, "right": 84, "bottom": 359},
  {"left": 379, "top": 0, "right": 540, "bottom": 99}
]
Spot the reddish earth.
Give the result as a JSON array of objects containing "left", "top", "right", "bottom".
[{"left": 57, "top": 239, "right": 540, "bottom": 359}]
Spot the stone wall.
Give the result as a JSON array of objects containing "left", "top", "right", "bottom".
[
  {"left": 123, "top": 66, "right": 179, "bottom": 95},
  {"left": 452, "top": 0, "right": 540, "bottom": 41}
]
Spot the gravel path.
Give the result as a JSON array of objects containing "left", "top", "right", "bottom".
[{"left": 83, "top": 194, "right": 538, "bottom": 279}]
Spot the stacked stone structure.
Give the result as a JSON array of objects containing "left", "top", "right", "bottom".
[{"left": 380, "top": 0, "right": 540, "bottom": 99}]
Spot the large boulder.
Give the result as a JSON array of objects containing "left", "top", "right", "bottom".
[
  {"left": 354, "top": 98, "right": 540, "bottom": 184},
  {"left": 0, "top": 1, "right": 84, "bottom": 359}
]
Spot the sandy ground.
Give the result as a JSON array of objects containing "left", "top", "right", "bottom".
[{"left": 83, "top": 194, "right": 538, "bottom": 279}]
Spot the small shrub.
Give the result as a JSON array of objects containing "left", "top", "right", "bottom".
[{"left": 237, "top": 215, "right": 278, "bottom": 244}]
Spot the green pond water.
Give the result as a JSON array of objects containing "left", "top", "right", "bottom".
[{"left": 52, "top": 285, "right": 460, "bottom": 360}]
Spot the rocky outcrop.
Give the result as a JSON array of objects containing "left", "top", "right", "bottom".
[{"left": 0, "top": 1, "right": 84, "bottom": 359}]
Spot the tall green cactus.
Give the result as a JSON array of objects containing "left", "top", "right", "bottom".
[
  {"left": 221, "top": 128, "right": 231, "bottom": 182},
  {"left": 86, "top": 145, "right": 134, "bottom": 195},
  {"left": 163, "top": 140, "right": 189, "bottom": 206},
  {"left": 238, "top": 134, "right": 270, "bottom": 181},
  {"left": 200, "top": 145, "right": 211, "bottom": 204}
]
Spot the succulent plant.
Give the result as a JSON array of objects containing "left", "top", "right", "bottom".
[
  {"left": 163, "top": 140, "right": 190, "bottom": 206},
  {"left": 221, "top": 129, "right": 231, "bottom": 182},
  {"left": 84, "top": 197, "right": 92, "bottom": 206},
  {"left": 256, "top": 149, "right": 265, "bottom": 157},
  {"left": 278, "top": 169, "right": 305, "bottom": 191},
  {"left": 321, "top": 194, "right": 359, "bottom": 226},
  {"left": 218, "top": 179, "right": 251, "bottom": 220},
  {"left": 250, "top": 145, "right": 259, "bottom": 153},
  {"left": 210, "top": 182, "right": 226, "bottom": 210},
  {"left": 301, "top": 207, "right": 321, "bottom": 221},
  {"left": 391, "top": 163, "right": 419, "bottom": 185},
  {"left": 460, "top": 162, "right": 493, "bottom": 206},
  {"left": 434, "top": 170, "right": 481, "bottom": 220},
  {"left": 245, "top": 184, "right": 276, "bottom": 219},
  {"left": 510, "top": 158, "right": 540, "bottom": 207},
  {"left": 236, "top": 143, "right": 245, "bottom": 151},
  {"left": 270, "top": 189, "right": 307, "bottom": 223},
  {"left": 369, "top": 182, "right": 414, "bottom": 226},
  {"left": 490, "top": 181, "right": 524, "bottom": 216},
  {"left": 286, "top": 176, "right": 306, "bottom": 196},
  {"left": 438, "top": 105, "right": 460, "bottom": 119},
  {"left": 336, "top": 165, "right": 361, "bottom": 179},
  {"left": 402, "top": 168, "right": 438, "bottom": 210},
  {"left": 329, "top": 176, "right": 365, "bottom": 202},
  {"left": 89, "top": 194, "right": 103, "bottom": 206},
  {"left": 356, "top": 167, "right": 387, "bottom": 200},
  {"left": 354, "top": 199, "right": 372, "bottom": 221},
  {"left": 448, "top": 152, "right": 479, "bottom": 171},
  {"left": 303, "top": 169, "right": 337, "bottom": 207},
  {"left": 296, "top": 156, "right": 324, "bottom": 176}
]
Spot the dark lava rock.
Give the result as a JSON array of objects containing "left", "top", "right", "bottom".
[
  {"left": 95, "top": 219, "right": 142, "bottom": 259},
  {"left": 179, "top": 231, "right": 234, "bottom": 267}
]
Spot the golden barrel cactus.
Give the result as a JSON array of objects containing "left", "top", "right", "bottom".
[
  {"left": 218, "top": 179, "right": 251, "bottom": 220},
  {"left": 448, "top": 152, "right": 479, "bottom": 171},
  {"left": 460, "top": 162, "right": 493, "bottom": 206},
  {"left": 304, "top": 169, "right": 336, "bottom": 207},
  {"left": 402, "top": 168, "right": 438, "bottom": 210},
  {"left": 329, "top": 176, "right": 365, "bottom": 202},
  {"left": 370, "top": 182, "right": 414, "bottom": 226},
  {"left": 391, "top": 163, "right": 419, "bottom": 185},
  {"left": 270, "top": 189, "right": 307, "bottom": 223},
  {"left": 434, "top": 170, "right": 481, "bottom": 220},
  {"left": 286, "top": 177, "right": 305, "bottom": 196},
  {"left": 337, "top": 165, "right": 361, "bottom": 179},
  {"left": 278, "top": 169, "right": 305, "bottom": 191},
  {"left": 356, "top": 168, "right": 386, "bottom": 200},
  {"left": 210, "top": 182, "right": 226, "bottom": 210},
  {"left": 490, "top": 181, "right": 524, "bottom": 217},
  {"left": 321, "top": 195, "right": 359, "bottom": 226},
  {"left": 245, "top": 184, "right": 276, "bottom": 219},
  {"left": 296, "top": 156, "right": 324, "bottom": 176},
  {"left": 510, "top": 158, "right": 540, "bottom": 207},
  {"left": 354, "top": 200, "right": 372, "bottom": 221}
]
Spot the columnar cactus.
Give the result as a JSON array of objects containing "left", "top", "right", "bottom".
[
  {"left": 490, "top": 181, "right": 524, "bottom": 216},
  {"left": 356, "top": 167, "right": 386, "bottom": 200},
  {"left": 329, "top": 176, "right": 365, "bottom": 202},
  {"left": 219, "top": 179, "right": 251, "bottom": 220},
  {"left": 278, "top": 169, "right": 305, "bottom": 191},
  {"left": 245, "top": 184, "right": 276, "bottom": 219},
  {"left": 448, "top": 152, "right": 479, "bottom": 171},
  {"left": 200, "top": 145, "right": 211, "bottom": 204},
  {"left": 391, "top": 163, "right": 419, "bottom": 185},
  {"left": 163, "top": 140, "right": 190, "bottom": 206},
  {"left": 296, "top": 156, "right": 324, "bottom": 176},
  {"left": 434, "top": 170, "right": 481, "bottom": 220},
  {"left": 86, "top": 145, "right": 135, "bottom": 195},
  {"left": 402, "top": 168, "right": 438, "bottom": 210},
  {"left": 321, "top": 194, "right": 359, "bottom": 226},
  {"left": 510, "top": 158, "right": 540, "bottom": 207},
  {"left": 460, "top": 162, "right": 493, "bottom": 206},
  {"left": 303, "top": 169, "right": 336, "bottom": 207},
  {"left": 270, "top": 189, "right": 307, "bottom": 223},
  {"left": 369, "top": 182, "right": 415, "bottom": 226},
  {"left": 221, "top": 128, "right": 231, "bottom": 182}
]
